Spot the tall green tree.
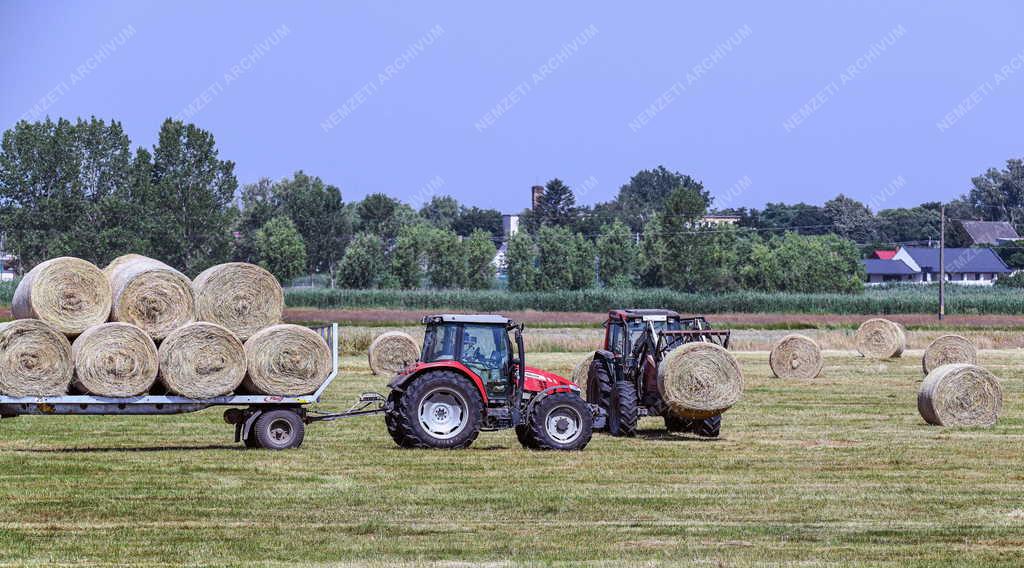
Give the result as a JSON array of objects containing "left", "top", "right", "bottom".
[
  {"left": 463, "top": 230, "right": 497, "bottom": 289},
  {"left": 964, "top": 158, "right": 1024, "bottom": 232},
  {"left": 536, "top": 226, "right": 593, "bottom": 291},
  {"left": 254, "top": 216, "right": 307, "bottom": 282},
  {"left": 0, "top": 117, "right": 137, "bottom": 268},
  {"left": 596, "top": 220, "right": 637, "bottom": 287},
  {"left": 388, "top": 223, "right": 433, "bottom": 289},
  {"left": 658, "top": 182, "right": 712, "bottom": 292},
  {"left": 506, "top": 230, "right": 538, "bottom": 292},
  {"left": 532, "top": 178, "right": 577, "bottom": 229},
  {"left": 273, "top": 171, "right": 350, "bottom": 279},
  {"left": 147, "top": 119, "right": 237, "bottom": 273},
  {"left": 824, "top": 194, "right": 876, "bottom": 243},
  {"left": 419, "top": 195, "right": 460, "bottom": 230},
  {"left": 337, "top": 232, "right": 385, "bottom": 288},
  {"left": 425, "top": 228, "right": 465, "bottom": 289},
  {"left": 616, "top": 166, "right": 706, "bottom": 232},
  {"left": 453, "top": 206, "right": 503, "bottom": 237}
]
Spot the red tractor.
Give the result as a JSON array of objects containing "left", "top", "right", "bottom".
[
  {"left": 587, "top": 309, "right": 731, "bottom": 438},
  {"left": 384, "top": 314, "right": 596, "bottom": 450}
]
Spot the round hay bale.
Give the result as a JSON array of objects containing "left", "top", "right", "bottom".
[
  {"left": 72, "top": 322, "right": 158, "bottom": 397},
  {"left": 570, "top": 352, "right": 595, "bottom": 397},
  {"left": 158, "top": 322, "right": 246, "bottom": 399},
  {"left": 367, "top": 331, "right": 419, "bottom": 375},
  {"left": 922, "top": 334, "right": 977, "bottom": 374},
  {"left": 192, "top": 263, "right": 283, "bottom": 341},
  {"left": 657, "top": 342, "right": 743, "bottom": 420},
  {"left": 855, "top": 318, "right": 905, "bottom": 359},
  {"left": 0, "top": 319, "right": 73, "bottom": 396},
  {"left": 769, "top": 334, "right": 823, "bottom": 379},
  {"left": 918, "top": 363, "right": 1002, "bottom": 427},
  {"left": 12, "top": 257, "right": 112, "bottom": 336},
  {"left": 105, "top": 254, "right": 195, "bottom": 340},
  {"left": 242, "top": 324, "right": 331, "bottom": 396}
]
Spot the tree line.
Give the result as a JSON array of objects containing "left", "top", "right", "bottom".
[{"left": 2, "top": 116, "right": 1022, "bottom": 293}]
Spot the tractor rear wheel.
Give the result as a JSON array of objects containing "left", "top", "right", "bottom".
[
  {"left": 388, "top": 371, "right": 483, "bottom": 449},
  {"left": 385, "top": 390, "right": 415, "bottom": 447},
  {"left": 515, "top": 424, "right": 538, "bottom": 449},
  {"left": 525, "top": 392, "right": 593, "bottom": 451}
]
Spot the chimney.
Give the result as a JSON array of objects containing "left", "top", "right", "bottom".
[{"left": 531, "top": 185, "right": 544, "bottom": 209}]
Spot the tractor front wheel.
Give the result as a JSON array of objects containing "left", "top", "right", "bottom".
[
  {"left": 524, "top": 392, "right": 593, "bottom": 451},
  {"left": 387, "top": 371, "right": 483, "bottom": 449}
]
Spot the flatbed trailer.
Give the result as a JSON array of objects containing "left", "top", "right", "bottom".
[{"left": 0, "top": 323, "right": 385, "bottom": 449}]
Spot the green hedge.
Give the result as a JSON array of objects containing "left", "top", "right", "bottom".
[{"left": 284, "top": 284, "right": 1024, "bottom": 315}]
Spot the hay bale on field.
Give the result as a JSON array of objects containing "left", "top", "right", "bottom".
[
  {"left": 72, "top": 322, "right": 158, "bottom": 397},
  {"left": 769, "top": 334, "right": 823, "bottom": 379},
  {"left": 855, "top": 318, "right": 905, "bottom": 359},
  {"left": 367, "top": 331, "right": 419, "bottom": 375},
  {"left": 192, "top": 263, "right": 283, "bottom": 341},
  {"left": 657, "top": 342, "right": 743, "bottom": 420},
  {"left": 105, "top": 254, "right": 195, "bottom": 340},
  {"left": 918, "top": 364, "right": 1002, "bottom": 427},
  {"left": 0, "top": 319, "right": 73, "bottom": 396},
  {"left": 158, "top": 322, "right": 246, "bottom": 399},
  {"left": 12, "top": 257, "right": 112, "bottom": 336},
  {"left": 570, "top": 352, "right": 595, "bottom": 397},
  {"left": 922, "top": 334, "right": 977, "bottom": 374},
  {"left": 243, "top": 324, "right": 331, "bottom": 396}
]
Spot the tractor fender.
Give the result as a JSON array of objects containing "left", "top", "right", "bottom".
[{"left": 386, "top": 360, "right": 489, "bottom": 404}]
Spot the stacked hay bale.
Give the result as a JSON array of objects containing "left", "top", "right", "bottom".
[
  {"left": 368, "top": 331, "right": 419, "bottom": 375},
  {"left": 570, "top": 352, "right": 596, "bottom": 398},
  {"left": 1, "top": 256, "right": 331, "bottom": 399},
  {"left": 769, "top": 334, "right": 823, "bottom": 379},
  {"left": 105, "top": 254, "right": 195, "bottom": 340},
  {"left": 658, "top": 343, "right": 744, "bottom": 420},
  {"left": 855, "top": 318, "right": 905, "bottom": 359}
]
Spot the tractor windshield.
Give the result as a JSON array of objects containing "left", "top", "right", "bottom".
[{"left": 422, "top": 324, "right": 458, "bottom": 362}]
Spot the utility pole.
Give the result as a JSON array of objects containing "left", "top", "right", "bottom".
[{"left": 939, "top": 206, "right": 945, "bottom": 320}]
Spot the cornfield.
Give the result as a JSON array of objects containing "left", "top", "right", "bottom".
[{"left": 284, "top": 284, "right": 1024, "bottom": 315}]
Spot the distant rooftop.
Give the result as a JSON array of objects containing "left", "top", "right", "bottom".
[{"left": 959, "top": 220, "right": 1021, "bottom": 246}]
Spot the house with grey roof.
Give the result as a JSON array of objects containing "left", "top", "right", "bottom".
[
  {"left": 863, "top": 246, "right": 1011, "bottom": 285},
  {"left": 957, "top": 220, "right": 1021, "bottom": 246}
]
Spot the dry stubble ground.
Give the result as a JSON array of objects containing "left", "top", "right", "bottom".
[{"left": 0, "top": 341, "right": 1021, "bottom": 565}]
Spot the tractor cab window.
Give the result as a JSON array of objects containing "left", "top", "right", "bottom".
[
  {"left": 610, "top": 316, "right": 683, "bottom": 355},
  {"left": 422, "top": 324, "right": 458, "bottom": 362},
  {"left": 459, "top": 324, "right": 511, "bottom": 397}
]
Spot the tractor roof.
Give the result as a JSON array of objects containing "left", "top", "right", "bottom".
[
  {"left": 608, "top": 309, "right": 681, "bottom": 320},
  {"left": 422, "top": 314, "right": 514, "bottom": 325}
]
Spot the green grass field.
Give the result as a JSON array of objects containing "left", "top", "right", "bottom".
[{"left": 1, "top": 348, "right": 1022, "bottom": 566}]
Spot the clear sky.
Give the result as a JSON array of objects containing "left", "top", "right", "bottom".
[{"left": 2, "top": 1, "right": 1023, "bottom": 213}]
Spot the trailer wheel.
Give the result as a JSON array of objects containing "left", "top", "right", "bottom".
[
  {"left": 243, "top": 433, "right": 261, "bottom": 448},
  {"left": 526, "top": 392, "right": 592, "bottom": 451},
  {"left": 253, "top": 409, "right": 305, "bottom": 450},
  {"left": 390, "top": 371, "right": 482, "bottom": 449}
]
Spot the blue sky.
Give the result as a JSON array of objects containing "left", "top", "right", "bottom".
[{"left": 2, "top": 1, "right": 1023, "bottom": 213}]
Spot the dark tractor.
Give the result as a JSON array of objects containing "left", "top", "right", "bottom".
[
  {"left": 588, "top": 309, "right": 731, "bottom": 438},
  {"left": 384, "top": 314, "right": 596, "bottom": 451}
]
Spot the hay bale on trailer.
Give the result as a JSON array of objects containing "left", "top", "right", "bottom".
[
  {"left": 570, "top": 352, "right": 595, "bottom": 397},
  {"left": 855, "top": 318, "right": 905, "bottom": 359},
  {"left": 922, "top": 334, "right": 976, "bottom": 374},
  {"left": 242, "top": 324, "right": 331, "bottom": 396},
  {"left": 158, "top": 322, "right": 246, "bottom": 399},
  {"left": 12, "top": 257, "right": 112, "bottom": 336},
  {"left": 0, "top": 319, "right": 73, "bottom": 396},
  {"left": 72, "top": 322, "right": 158, "bottom": 397},
  {"left": 657, "top": 342, "right": 743, "bottom": 420},
  {"left": 105, "top": 254, "right": 195, "bottom": 340},
  {"left": 918, "top": 364, "right": 1002, "bottom": 427},
  {"left": 192, "top": 263, "right": 283, "bottom": 341},
  {"left": 769, "top": 334, "right": 823, "bottom": 379},
  {"left": 367, "top": 331, "right": 419, "bottom": 375}
]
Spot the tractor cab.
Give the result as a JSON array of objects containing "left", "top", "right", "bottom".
[
  {"left": 419, "top": 314, "right": 520, "bottom": 403},
  {"left": 604, "top": 309, "right": 729, "bottom": 357}
]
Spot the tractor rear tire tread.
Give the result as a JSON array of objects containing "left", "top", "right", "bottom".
[{"left": 610, "top": 381, "right": 639, "bottom": 437}]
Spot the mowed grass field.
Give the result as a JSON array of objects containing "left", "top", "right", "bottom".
[{"left": 0, "top": 346, "right": 1022, "bottom": 566}]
